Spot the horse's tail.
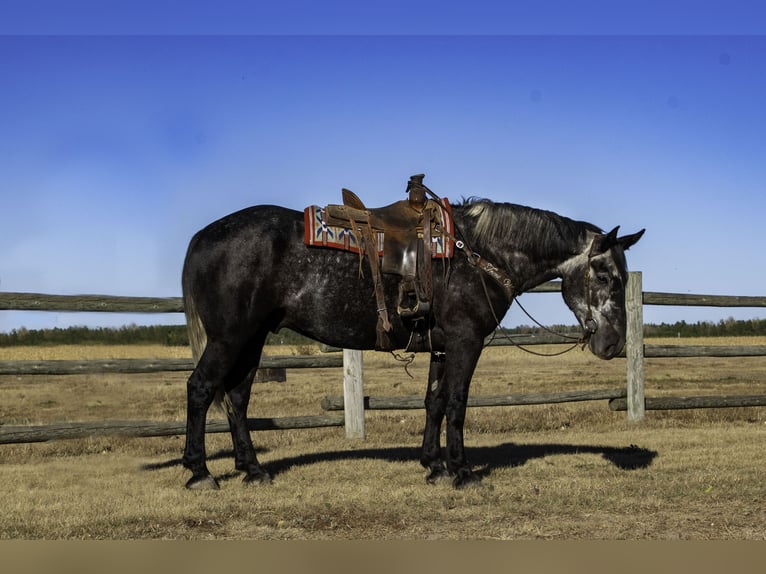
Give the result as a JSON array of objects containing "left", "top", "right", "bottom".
[{"left": 184, "top": 288, "right": 207, "bottom": 365}]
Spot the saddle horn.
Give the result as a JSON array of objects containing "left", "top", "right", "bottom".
[{"left": 406, "top": 174, "right": 427, "bottom": 211}]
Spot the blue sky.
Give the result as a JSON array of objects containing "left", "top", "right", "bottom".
[{"left": 1, "top": 2, "right": 766, "bottom": 331}]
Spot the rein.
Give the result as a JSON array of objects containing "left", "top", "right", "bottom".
[
  {"left": 415, "top": 178, "right": 596, "bottom": 358},
  {"left": 495, "top": 239, "right": 600, "bottom": 357},
  {"left": 485, "top": 297, "right": 589, "bottom": 357}
]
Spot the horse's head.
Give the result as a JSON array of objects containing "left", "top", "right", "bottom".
[{"left": 560, "top": 226, "right": 645, "bottom": 359}]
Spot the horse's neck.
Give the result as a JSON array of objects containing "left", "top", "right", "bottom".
[
  {"left": 507, "top": 250, "right": 569, "bottom": 293},
  {"left": 461, "top": 212, "right": 592, "bottom": 294}
]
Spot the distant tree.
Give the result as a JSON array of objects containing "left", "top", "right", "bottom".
[{"left": 2, "top": 319, "right": 766, "bottom": 347}]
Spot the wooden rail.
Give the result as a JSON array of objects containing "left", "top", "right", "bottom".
[
  {"left": 642, "top": 292, "right": 766, "bottom": 307},
  {"left": 0, "top": 415, "right": 345, "bottom": 445},
  {"left": 321, "top": 388, "right": 627, "bottom": 411},
  {"left": 0, "top": 354, "right": 342, "bottom": 375},
  {"left": 609, "top": 395, "right": 766, "bottom": 411},
  {"left": 0, "top": 292, "right": 183, "bottom": 313},
  {"left": 641, "top": 345, "right": 766, "bottom": 358}
]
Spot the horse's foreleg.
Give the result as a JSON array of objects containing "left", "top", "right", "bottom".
[
  {"left": 443, "top": 340, "right": 483, "bottom": 488},
  {"left": 420, "top": 352, "right": 450, "bottom": 483},
  {"left": 225, "top": 371, "right": 272, "bottom": 485}
]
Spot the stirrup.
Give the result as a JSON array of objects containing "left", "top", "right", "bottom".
[{"left": 397, "top": 280, "right": 431, "bottom": 319}]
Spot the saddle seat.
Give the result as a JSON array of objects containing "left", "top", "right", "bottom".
[{"left": 321, "top": 174, "right": 449, "bottom": 350}]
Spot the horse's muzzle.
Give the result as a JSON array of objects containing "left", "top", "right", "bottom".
[{"left": 580, "top": 317, "right": 625, "bottom": 359}]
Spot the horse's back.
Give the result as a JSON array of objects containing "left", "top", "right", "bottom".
[
  {"left": 188, "top": 204, "right": 301, "bottom": 247},
  {"left": 182, "top": 205, "right": 305, "bottom": 327},
  {"left": 185, "top": 204, "right": 302, "bottom": 266}
]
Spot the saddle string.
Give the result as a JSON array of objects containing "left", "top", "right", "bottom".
[{"left": 389, "top": 350, "right": 416, "bottom": 378}]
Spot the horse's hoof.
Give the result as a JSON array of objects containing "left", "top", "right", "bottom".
[
  {"left": 185, "top": 475, "right": 220, "bottom": 490},
  {"left": 243, "top": 471, "right": 273, "bottom": 485},
  {"left": 425, "top": 467, "right": 452, "bottom": 485},
  {"left": 452, "top": 469, "right": 482, "bottom": 489}
]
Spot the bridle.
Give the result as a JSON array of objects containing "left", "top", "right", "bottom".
[
  {"left": 582, "top": 237, "right": 601, "bottom": 340},
  {"left": 419, "top": 187, "right": 598, "bottom": 357},
  {"left": 416, "top": 179, "right": 601, "bottom": 356}
]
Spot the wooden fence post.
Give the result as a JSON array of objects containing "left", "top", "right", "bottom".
[
  {"left": 342, "top": 349, "right": 366, "bottom": 439},
  {"left": 626, "top": 271, "right": 645, "bottom": 421}
]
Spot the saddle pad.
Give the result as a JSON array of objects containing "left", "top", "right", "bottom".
[{"left": 303, "top": 198, "right": 455, "bottom": 258}]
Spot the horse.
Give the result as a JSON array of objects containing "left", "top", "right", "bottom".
[{"left": 180, "top": 190, "right": 644, "bottom": 490}]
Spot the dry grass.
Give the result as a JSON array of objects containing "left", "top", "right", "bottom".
[{"left": 1, "top": 339, "right": 765, "bottom": 539}]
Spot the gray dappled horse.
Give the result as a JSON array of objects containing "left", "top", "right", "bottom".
[{"left": 181, "top": 193, "right": 644, "bottom": 489}]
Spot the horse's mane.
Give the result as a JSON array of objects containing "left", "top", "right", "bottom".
[{"left": 458, "top": 197, "right": 602, "bottom": 259}]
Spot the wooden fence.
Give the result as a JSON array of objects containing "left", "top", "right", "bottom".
[
  {"left": 1, "top": 271, "right": 765, "bottom": 444},
  {"left": 322, "top": 272, "right": 766, "bottom": 424},
  {"left": 618, "top": 272, "right": 766, "bottom": 419}
]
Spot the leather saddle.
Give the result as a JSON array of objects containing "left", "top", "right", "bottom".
[{"left": 322, "top": 174, "right": 449, "bottom": 350}]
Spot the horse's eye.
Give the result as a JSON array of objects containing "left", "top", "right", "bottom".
[{"left": 597, "top": 274, "right": 610, "bottom": 285}]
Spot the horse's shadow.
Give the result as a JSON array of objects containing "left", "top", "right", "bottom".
[{"left": 142, "top": 442, "right": 657, "bottom": 484}]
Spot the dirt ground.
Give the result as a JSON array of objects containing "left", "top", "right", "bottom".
[{"left": 1, "top": 341, "right": 764, "bottom": 539}]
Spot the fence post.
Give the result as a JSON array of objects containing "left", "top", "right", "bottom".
[
  {"left": 626, "top": 271, "right": 645, "bottom": 421},
  {"left": 342, "top": 349, "right": 366, "bottom": 439}
]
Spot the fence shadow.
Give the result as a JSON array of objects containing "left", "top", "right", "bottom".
[{"left": 141, "top": 442, "right": 657, "bottom": 482}]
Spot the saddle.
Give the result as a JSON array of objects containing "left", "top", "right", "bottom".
[{"left": 318, "top": 174, "right": 453, "bottom": 351}]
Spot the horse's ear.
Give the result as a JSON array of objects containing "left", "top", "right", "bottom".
[
  {"left": 605, "top": 226, "right": 620, "bottom": 245},
  {"left": 618, "top": 228, "right": 645, "bottom": 251},
  {"left": 591, "top": 226, "right": 620, "bottom": 255}
]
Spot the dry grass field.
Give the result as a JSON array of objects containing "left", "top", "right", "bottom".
[{"left": 1, "top": 338, "right": 764, "bottom": 540}]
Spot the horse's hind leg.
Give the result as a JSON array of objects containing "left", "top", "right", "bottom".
[
  {"left": 182, "top": 341, "right": 236, "bottom": 490},
  {"left": 225, "top": 370, "right": 272, "bottom": 485}
]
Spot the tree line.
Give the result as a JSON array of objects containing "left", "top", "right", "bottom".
[
  {"left": 643, "top": 317, "right": 766, "bottom": 338},
  {"left": 1, "top": 317, "right": 765, "bottom": 347},
  {"left": 500, "top": 317, "right": 766, "bottom": 339},
  {"left": 0, "top": 324, "right": 316, "bottom": 347}
]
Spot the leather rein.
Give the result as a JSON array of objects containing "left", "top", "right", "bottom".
[{"left": 419, "top": 182, "right": 597, "bottom": 357}]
